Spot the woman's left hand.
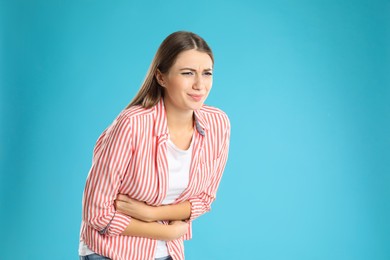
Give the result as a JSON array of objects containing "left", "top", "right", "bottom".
[{"left": 115, "top": 194, "right": 156, "bottom": 222}]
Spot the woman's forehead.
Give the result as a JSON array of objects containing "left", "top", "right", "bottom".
[{"left": 172, "top": 49, "right": 213, "bottom": 69}]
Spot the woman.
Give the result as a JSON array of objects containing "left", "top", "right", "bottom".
[{"left": 79, "top": 31, "right": 230, "bottom": 260}]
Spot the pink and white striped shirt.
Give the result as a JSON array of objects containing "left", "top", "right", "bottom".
[{"left": 80, "top": 99, "right": 230, "bottom": 260}]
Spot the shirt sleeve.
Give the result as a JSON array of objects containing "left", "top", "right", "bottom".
[
  {"left": 187, "top": 118, "right": 231, "bottom": 221},
  {"left": 82, "top": 113, "right": 133, "bottom": 236}
]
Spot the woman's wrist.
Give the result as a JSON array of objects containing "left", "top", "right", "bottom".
[{"left": 144, "top": 206, "right": 158, "bottom": 222}]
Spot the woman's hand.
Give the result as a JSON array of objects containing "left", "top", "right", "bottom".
[
  {"left": 120, "top": 218, "right": 189, "bottom": 241},
  {"left": 168, "top": 220, "right": 189, "bottom": 240},
  {"left": 115, "top": 194, "right": 156, "bottom": 222}
]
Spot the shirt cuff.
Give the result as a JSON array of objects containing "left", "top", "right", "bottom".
[
  {"left": 188, "top": 197, "right": 210, "bottom": 221},
  {"left": 99, "top": 211, "right": 132, "bottom": 236}
]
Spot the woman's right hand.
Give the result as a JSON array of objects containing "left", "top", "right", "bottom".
[
  {"left": 120, "top": 217, "right": 189, "bottom": 241},
  {"left": 167, "top": 220, "right": 189, "bottom": 240}
]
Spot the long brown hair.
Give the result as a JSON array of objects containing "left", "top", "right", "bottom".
[{"left": 126, "top": 31, "right": 214, "bottom": 109}]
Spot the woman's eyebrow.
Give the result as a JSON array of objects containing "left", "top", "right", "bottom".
[{"left": 179, "top": 67, "right": 213, "bottom": 71}]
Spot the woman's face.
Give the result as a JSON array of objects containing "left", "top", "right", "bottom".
[{"left": 158, "top": 49, "right": 213, "bottom": 112}]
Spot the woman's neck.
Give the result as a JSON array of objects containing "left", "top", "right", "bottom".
[
  {"left": 165, "top": 105, "right": 194, "bottom": 133},
  {"left": 164, "top": 99, "right": 194, "bottom": 150}
]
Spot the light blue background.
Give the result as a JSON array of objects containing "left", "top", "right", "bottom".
[{"left": 1, "top": 0, "right": 389, "bottom": 259}]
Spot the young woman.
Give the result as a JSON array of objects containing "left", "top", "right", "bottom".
[{"left": 79, "top": 31, "right": 230, "bottom": 260}]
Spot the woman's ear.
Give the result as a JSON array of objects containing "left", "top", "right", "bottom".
[{"left": 155, "top": 69, "right": 166, "bottom": 87}]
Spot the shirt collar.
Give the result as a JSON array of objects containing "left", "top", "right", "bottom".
[
  {"left": 194, "top": 109, "right": 208, "bottom": 136},
  {"left": 153, "top": 99, "right": 208, "bottom": 137}
]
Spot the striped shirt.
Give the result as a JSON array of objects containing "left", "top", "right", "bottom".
[{"left": 79, "top": 99, "right": 230, "bottom": 260}]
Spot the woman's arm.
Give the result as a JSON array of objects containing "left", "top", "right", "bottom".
[
  {"left": 115, "top": 195, "right": 191, "bottom": 222},
  {"left": 115, "top": 116, "right": 230, "bottom": 223},
  {"left": 82, "top": 114, "right": 134, "bottom": 236},
  {"left": 121, "top": 218, "right": 188, "bottom": 241},
  {"left": 187, "top": 117, "right": 231, "bottom": 221}
]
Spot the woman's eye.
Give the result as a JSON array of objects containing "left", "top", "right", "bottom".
[
  {"left": 181, "top": 72, "right": 194, "bottom": 76},
  {"left": 204, "top": 72, "right": 213, "bottom": 76}
]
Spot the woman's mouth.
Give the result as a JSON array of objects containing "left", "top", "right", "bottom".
[{"left": 188, "top": 94, "right": 203, "bottom": 102}]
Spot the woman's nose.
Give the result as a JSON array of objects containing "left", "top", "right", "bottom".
[{"left": 193, "top": 75, "right": 204, "bottom": 90}]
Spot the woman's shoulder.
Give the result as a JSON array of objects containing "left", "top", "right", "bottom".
[
  {"left": 198, "top": 104, "right": 230, "bottom": 128},
  {"left": 200, "top": 104, "right": 227, "bottom": 116},
  {"left": 119, "top": 105, "right": 154, "bottom": 120}
]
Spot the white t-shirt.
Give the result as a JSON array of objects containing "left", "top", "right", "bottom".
[
  {"left": 154, "top": 136, "right": 192, "bottom": 258},
  {"left": 79, "top": 136, "right": 193, "bottom": 258}
]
